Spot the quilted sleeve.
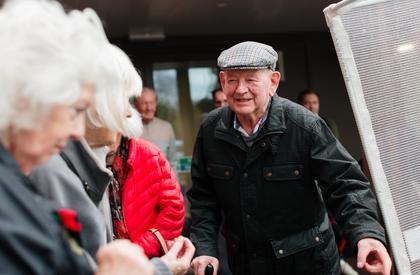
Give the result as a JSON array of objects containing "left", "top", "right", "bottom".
[{"left": 134, "top": 151, "right": 185, "bottom": 257}]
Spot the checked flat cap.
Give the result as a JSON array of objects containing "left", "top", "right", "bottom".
[{"left": 217, "top": 41, "right": 278, "bottom": 70}]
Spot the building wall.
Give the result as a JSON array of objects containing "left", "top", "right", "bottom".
[{"left": 113, "top": 32, "right": 363, "bottom": 159}]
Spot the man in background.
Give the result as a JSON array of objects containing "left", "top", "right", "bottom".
[
  {"left": 212, "top": 87, "right": 228, "bottom": 108},
  {"left": 135, "top": 87, "right": 177, "bottom": 169},
  {"left": 298, "top": 88, "right": 340, "bottom": 139}
]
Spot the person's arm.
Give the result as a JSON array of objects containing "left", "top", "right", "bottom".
[
  {"left": 187, "top": 127, "right": 221, "bottom": 275},
  {"left": 134, "top": 152, "right": 185, "bottom": 257},
  {"left": 310, "top": 118, "right": 391, "bottom": 274},
  {"left": 310, "top": 118, "right": 386, "bottom": 248}
]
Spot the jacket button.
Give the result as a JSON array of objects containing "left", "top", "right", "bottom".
[
  {"left": 252, "top": 252, "right": 257, "bottom": 258},
  {"left": 225, "top": 170, "right": 230, "bottom": 176},
  {"left": 83, "top": 181, "right": 90, "bottom": 191},
  {"left": 278, "top": 249, "right": 284, "bottom": 255},
  {"left": 207, "top": 167, "right": 211, "bottom": 172},
  {"left": 243, "top": 172, "right": 248, "bottom": 177},
  {"left": 245, "top": 214, "right": 251, "bottom": 220},
  {"left": 293, "top": 170, "right": 300, "bottom": 176},
  {"left": 267, "top": 172, "right": 272, "bottom": 177},
  {"left": 261, "top": 142, "right": 266, "bottom": 147},
  {"left": 315, "top": 236, "right": 320, "bottom": 242}
]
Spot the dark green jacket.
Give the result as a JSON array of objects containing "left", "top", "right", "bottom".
[{"left": 188, "top": 95, "right": 385, "bottom": 275}]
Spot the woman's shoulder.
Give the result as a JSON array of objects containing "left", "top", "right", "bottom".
[{"left": 130, "top": 138, "right": 162, "bottom": 158}]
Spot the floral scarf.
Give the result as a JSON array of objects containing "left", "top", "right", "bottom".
[{"left": 108, "top": 137, "right": 130, "bottom": 239}]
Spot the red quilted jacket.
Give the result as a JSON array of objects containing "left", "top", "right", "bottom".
[{"left": 122, "top": 138, "right": 184, "bottom": 257}]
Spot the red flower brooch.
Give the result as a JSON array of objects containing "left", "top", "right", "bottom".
[{"left": 55, "top": 208, "right": 82, "bottom": 233}]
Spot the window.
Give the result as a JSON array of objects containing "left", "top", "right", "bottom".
[{"left": 152, "top": 62, "right": 219, "bottom": 159}]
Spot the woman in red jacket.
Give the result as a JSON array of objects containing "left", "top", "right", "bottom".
[
  {"left": 81, "top": 41, "right": 184, "bottom": 258},
  {"left": 107, "top": 133, "right": 185, "bottom": 258}
]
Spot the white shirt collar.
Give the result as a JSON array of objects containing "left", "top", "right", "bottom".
[{"left": 233, "top": 99, "right": 271, "bottom": 137}]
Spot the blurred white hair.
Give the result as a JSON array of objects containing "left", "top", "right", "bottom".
[
  {"left": 0, "top": 0, "right": 108, "bottom": 136},
  {"left": 86, "top": 44, "right": 143, "bottom": 138}
]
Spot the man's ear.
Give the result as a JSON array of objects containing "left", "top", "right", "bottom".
[
  {"left": 269, "top": 71, "right": 281, "bottom": 96},
  {"left": 219, "top": 71, "right": 226, "bottom": 91}
]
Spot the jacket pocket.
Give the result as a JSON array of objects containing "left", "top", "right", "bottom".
[
  {"left": 207, "top": 164, "right": 233, "bottom": 180},
  {"left": 270, "top": 225, "right": 323, "bottom": 259},
  {"left": 263, "top": 164, "right": 304, "bottom": 181}
]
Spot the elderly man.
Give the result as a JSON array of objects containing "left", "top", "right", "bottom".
[
  {"left": 135, "top": 87, "right": 177, "bottom": 169},
  {"left": 188, "top": 41, "right": 391, "bottom": 275}
]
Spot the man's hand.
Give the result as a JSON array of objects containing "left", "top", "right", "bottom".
[
  {"left": 95, "top": 240, "right": 154, "bottom": 275},
  {"left": 160, "top": 236, "right": 196, "bottom": 275},
  {"left": 191, "top": 255, "right": 219, "bottom": 275},
  {"left": 357, "top": 238, "right": 392, "bottom": 275}
]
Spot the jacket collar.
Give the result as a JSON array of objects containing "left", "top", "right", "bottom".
[
  {"left": 61, "top": 140, "right": 112, "bottom": 205},
  {"left": 214, "top": 94, "right": 287, "bottom": 155},
  {"left": 259, "top": 94, "right": 287, "bottom": 134}
]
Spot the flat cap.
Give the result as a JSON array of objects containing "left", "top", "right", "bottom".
[{"left": 217, "top": 41, "right": 278, "bottom": 70}]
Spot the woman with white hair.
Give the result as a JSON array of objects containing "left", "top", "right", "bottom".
[
  {"left": 28, "top": 19, "right": 193, "bottom": 275},
  {"left": 75, "top": 31, "right": 185, "bottom": 261},
  {"left": 85, "top": 43, "right": 190, "bottom": 272},
  {"left": 0, "top": 0, "right": 156, "bottom": 274},
  {"left": 29, "top": 43, "right": 142, "bottom": 259},
  {"left": 80, "top": 42, "right": 188, "bottom": 264}
]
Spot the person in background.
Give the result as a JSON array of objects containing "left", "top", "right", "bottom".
[
  {"left": 212, "top": 87, "right": 228, "bottom": 108},
  {"left": 188, "top": 41, "right": 391, "bottom": 275},
  {"left": 0, "top": 0, "right": 154, "bottom": 273},
  {"left": 297, "top": 88, "right": 340, "bottom": 139},
  {"left": 135, "top": 87, "right": 178, "bottom": 170}
]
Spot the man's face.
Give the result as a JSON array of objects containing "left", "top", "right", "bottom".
[
  {"left": 137, "top": 90, "right": 157, "bottom": 124},
  {"left": 213, "top": 90, "right": 228, "bottom": 108},
  {"left": 220, "top": 69, "right": 280, "bottom": 120},
  {"left": 301, "top": 93, "right": 320, "bottom": 114}
]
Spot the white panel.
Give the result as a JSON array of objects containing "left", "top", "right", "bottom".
[{"left": 325, "top": 0, "right": 420, "bottom": 274}]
